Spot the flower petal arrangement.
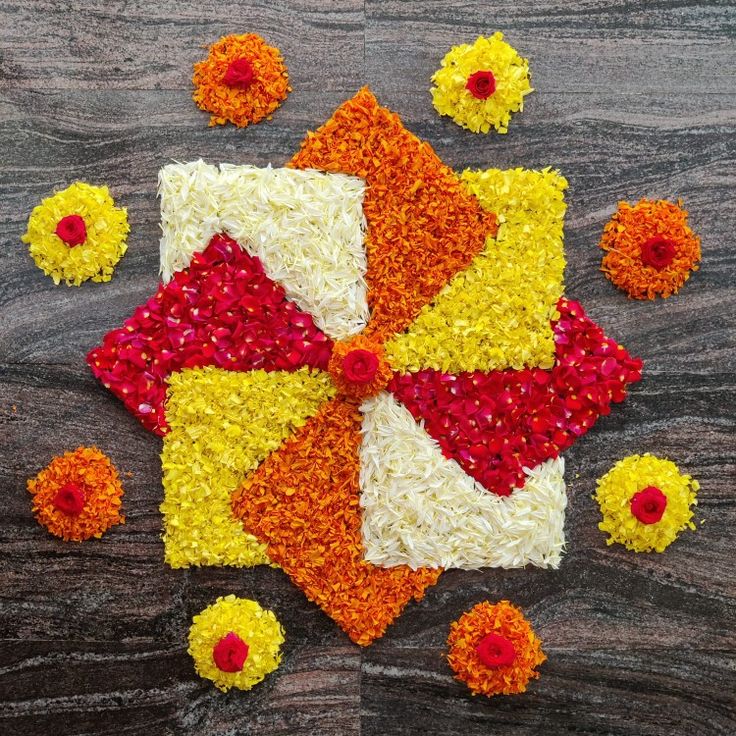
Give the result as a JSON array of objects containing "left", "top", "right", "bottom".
[
  {"left": 447, "top": 600, "right": 546, "bottom": 696},
  {"left": 600, "top": 199, "right": 701, "bottom": 299},
  {"left": 88, "top": 88, "right": 642, "bottom": 645},
  {"left": 192, "top": 33, "right": 291, "bottom": 128},
  {"left": 431, "top": 33, "right": 533, "bottom": 134},
  {"left": 22, "top": 182, "right": 129, "bottom": 285},
  {"left": 27, "top": 447, "right": 125, "bottom": 541},
  {"left": 595, "top": 453, "right": 699, "bottom": 552},
  {"left": 188, "top": 595, "right": 285, "bottom": 691}
]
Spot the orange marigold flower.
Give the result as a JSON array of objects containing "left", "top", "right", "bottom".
[
  {"left": 328, "top": 334, "right": 393, "bottom": 402},
  {"left": 599, "top": 198, "right": 701, "bottom": 299},
  {"left": 192, "top": 33, "right": 291, "bottom": 128},
  {"left": 447, "top": 600, "right": 545, "bottom": 697},
  {"left": 27, "top": 447, "right": 125, "bottom": 541}
]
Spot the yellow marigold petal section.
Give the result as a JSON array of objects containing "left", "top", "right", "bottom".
[
  {"left": 431, "top": 33, "right": 533, "bottom": 134},
  {"left": 385, "top": 167, "right": 567, "bottom": 373},
  {"left": 188, "top": 594, "right": 285, "bottom": 692},
  {"left": 21, "top": 182, "right": 129, "bottom": 286},
  {"left": 594, "top": 453, "right": 699, "bottom": 552},
  {"left": 160, "top": 365, "right": 335, "bottom": 568}
]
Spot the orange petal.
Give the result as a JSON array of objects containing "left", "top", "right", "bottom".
[{"left": 231, "top": 397, "right": 441, "bottom": 645}]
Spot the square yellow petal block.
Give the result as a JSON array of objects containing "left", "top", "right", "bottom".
[
  {"left": 385, "top": 167, "right": 567, "bottom": 373},
  {"left": 160, "top": 366, "right": 335, "bottom": 568}
]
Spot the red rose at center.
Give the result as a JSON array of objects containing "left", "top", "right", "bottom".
[
  {"left": 223, "top": 58, "right": 255, "bottom": 89},
  {"left": 55, "top": 215, "right": 87, "bottom": 247},
  {"left": 466, "top": 70, "right": 497, "bottom": 100},
  {"left": 475, "top": 632, "right": 516, "bottom": 668},
  {"left": 342, "top": 349, "right": 379, "bottom": 384},
  {"left": 212, "top": 631, "right": 249, "bottom": 672},
  {"left": 630, "top": 485, "right": 668, "bottom": 524}
]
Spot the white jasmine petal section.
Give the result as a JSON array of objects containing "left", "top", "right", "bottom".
[
  {"left": 158, "top": 160, "right": 222, "bottom": 280},
  {"left": 359, "top": 391, "right": 567, "bottom": 570},
  {"left": 158, "top": 160, "right": 369, "bottom": 340}
]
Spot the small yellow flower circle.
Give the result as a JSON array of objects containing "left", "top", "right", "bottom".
[
  {"left": 188, "top": 595, "right": 285, "bottom": 692},
  {"left": 431, "top": 32, "right": 533, "bottom": 134},
  {"left": 595, "top": 453, "right": 699, "bottom": 553},
  {"left": 21, "top": 182, "right": 129, "bottom": 286}
]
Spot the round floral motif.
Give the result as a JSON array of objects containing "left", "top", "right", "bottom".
[
  {"left": 595, "top": 453, "right": 699, "bottom": 552},
  {"left": 328, "top": 334, "right": 393, "bottom": 401},
  {"left": 431, "top": 32, "right": 533, "bottom": 134},
  {"left": 192, "top": 33, "right": 291, "bottom": 128},
  {"left": 27, "top": 447, "right": 125, "bottom": 541},
  {"left": 599, "top": 199, "right": 701, "bottom": 299},
  {"left": 188, "top": 595, "right": 285, "bottom": 691},
  {"left": 21, "top": 182, "right": 129, "bottom": 286},
  {"left": 447, "top": 600, "right": 545, "bottom": 697}
]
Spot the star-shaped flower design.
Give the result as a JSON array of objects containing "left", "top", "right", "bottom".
[{"left": 88, "top": 89, "right": 642, "bottom": 645}]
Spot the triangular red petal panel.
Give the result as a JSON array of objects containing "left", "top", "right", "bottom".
[
  {"left": 87, "top": 235, "right": 333, "bottom": 435},
  {"left": 389, "top": 299, "right": 643, "bottom": 496},
  {"left": 231, "top": 397, "right": 441, "bottom": 646}
]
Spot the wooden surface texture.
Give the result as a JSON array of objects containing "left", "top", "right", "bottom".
[{"left": 1, "top": 1, "right": 734, "bottom": 734}]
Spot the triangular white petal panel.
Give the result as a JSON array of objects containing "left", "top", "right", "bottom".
[
  {"left": 359, "top": 391, "right": 567, "bottom": 570},
  {"left": 158, "top": 160, "right": 369, "bottom": 341}
]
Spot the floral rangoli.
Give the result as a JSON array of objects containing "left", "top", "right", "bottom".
[{"left": 88, "top": 88, "right": 642, "bottom": 645}]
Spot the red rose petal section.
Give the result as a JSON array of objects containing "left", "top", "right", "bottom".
[
  {"left": 87, "top": 234, "right": 333, "bottom": 435},
  {"left": 389, "top": 298, "right": 643, "bottom": 496}
]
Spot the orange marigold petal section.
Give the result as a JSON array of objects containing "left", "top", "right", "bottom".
[
  {"left": 447, "top": 600, "right": 546, "bottom": 697},
  {"left": 27, "top": 447, "right": 125, "bottom": 542},
  {"left": 231, "top": 397, "right": 441, "bottom": 645},
  {"left": 288, "top": 87, "right": 498, "bottom": 340},
  {"left": 600, "top": 198, "right": 701, "bottom": 300}
]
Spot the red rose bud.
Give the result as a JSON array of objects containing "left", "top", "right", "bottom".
[
  {"left": 52, "top": 482, "right": 86, "bottom": 516},
  {"left": 640, "top": 236, "right": 676, "bottom": 270},
  {"left": 223, "top": 58, "right": 255, "bottom": 89},
  {"left": 476, "top": 632, "right": 516, "bottom": 668},
  {"left": 466, "top": 70, "right": 496, "bottom": 100},
  {"left": 212, "top": 631, "right": 249, "bottom": 672},
  {"left": 630, "top": 485, "right": 667, "bottom": 524},
  {"left": 343, "top": 349, "right": 379, "bottom": 384},
  {"left": 55, "top": 215, "right": 87, "bottom": 247}
]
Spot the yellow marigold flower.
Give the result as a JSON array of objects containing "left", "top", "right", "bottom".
[
  {"left": 188, "top": 595, "right": 285, "bottom": 692},
  {"left": 595, "top": 453, "right": 699, "bottom": 553},
  {"left": 21, "top": 182, "right": 129, "bottom": 286},
  {"left": 431, "top": 33, "right": 533, "bottom": 134}
]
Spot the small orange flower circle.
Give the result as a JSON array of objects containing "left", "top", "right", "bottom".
[
  {"left": 600, "top": 198, "right": 701, "bottom": 299},
  {"left": 192, "top": 33, "right": 291, "bottom": 128},
  {"left": 27, "top": 447, "right": 125, "bottom": 541},
  {"left": 328, "top": 334, "right": 393, "bottom": 401},
  {"left": 447, "top": 600, "right": 545, "bottom": 697}
]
